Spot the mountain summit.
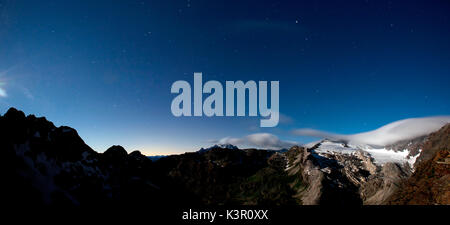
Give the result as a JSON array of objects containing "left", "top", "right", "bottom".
[{"left": 197, "top": 143, "right": 239, "bottom": 153}]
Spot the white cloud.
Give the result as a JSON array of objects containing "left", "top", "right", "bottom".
[
  {"left": 293, "top": 116, "right": 450, "bottom": 147},
  {"left": 0, "top": 88, "right": 6, "bottom": 97},
  {"left": 214, "top": 133, "right": 298, "bottom": 150}
]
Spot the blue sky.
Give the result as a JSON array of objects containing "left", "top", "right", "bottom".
[{"left": 0, "top": 0, "right": 449, "bottom": 155}]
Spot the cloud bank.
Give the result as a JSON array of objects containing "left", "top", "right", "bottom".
[
  {"left": 213, "top": 133, "right": 298, "bottom": 150},
  {"left": 293, "top": 116, "right": 450, "bottom": 147}
]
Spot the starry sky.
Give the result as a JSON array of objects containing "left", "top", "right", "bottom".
[{"left": 0, "top": 0, "right": 449, "bottom": 155}]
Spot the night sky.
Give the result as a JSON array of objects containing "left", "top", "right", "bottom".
[{"left": 1, "top": 0, "right": 449, "bottom": 155}]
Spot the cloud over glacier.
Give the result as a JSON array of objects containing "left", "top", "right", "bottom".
[
  {"left": 213, "top": 133, "right": 298, "bottom": 150},
  {"left": 293, "top": 116, "right": 450, "bottom": 147}
]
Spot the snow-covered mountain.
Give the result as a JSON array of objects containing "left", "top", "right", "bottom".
[
  {"left": 296, "top": 116, "right": 450, "bottom": 147},
  {"left": 285, "top": 125, "right": 450, "bottom": 205}
]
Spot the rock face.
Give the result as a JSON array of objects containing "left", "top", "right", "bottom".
[
  {"left": 387, "top": 124, "right": 450, "bottom": 205},
  {"left": 0, "top": 108, "right": 101, "bottom": 206},
  {"left": 360, "top": 162, "right": 410, "bottom": 204},
  {"left": 285, "top": 145, "right": 409, "bottom": 205},
  {"left": 0, "top": 108, "right": 448, "bottom": 206}
]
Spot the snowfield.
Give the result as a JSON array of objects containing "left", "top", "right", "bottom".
[
  {"left": 363, "top": 148, "right": 418, "bottom": 165},
  {"left": 312, "top": 140, "right": 420, "bottom": 167}
]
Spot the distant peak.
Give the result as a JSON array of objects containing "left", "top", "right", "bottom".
[
  {"left": 106, "top": 145, "right": 126, "bottom": 151},
  {"left": 198, "top": 144, "right": 239, "bottom": 153},
  {"left": 216, "top": 144, "right": 239, "bottom": 149},
  {"left": 104, "top": 145, "right": 128, "bottom": 158}
]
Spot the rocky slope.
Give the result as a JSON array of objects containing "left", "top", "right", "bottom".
[
  {"left": 285, "top": 144, "right": 412, "bottom": 205},
  {"left": 387, "top": 124, "right": 450, "bottom": 204},
  {"left": 285, "top": 125, "right": 450, "bottom": 205}
]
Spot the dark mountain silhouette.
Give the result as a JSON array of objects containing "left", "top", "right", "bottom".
[{"left": 0, "top": 108, "right": 197, "bottom": 207}]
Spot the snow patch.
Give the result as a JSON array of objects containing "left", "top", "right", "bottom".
[
  {"left": 408, "top": 149, "right": 421, "bottom": 167},
  {"left": 314, "top": 140, "right": 358, "bottom": 155}
]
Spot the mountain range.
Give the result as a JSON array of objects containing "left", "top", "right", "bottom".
[{"left": 0, "top": 107, "right": 448, "bottom": 206}]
